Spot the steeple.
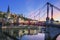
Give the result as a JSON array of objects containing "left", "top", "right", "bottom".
[{"left": 7, "top": 5, "right": 10, "bottom": 13}]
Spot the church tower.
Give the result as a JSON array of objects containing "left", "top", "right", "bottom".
[
  {"left": 7, "top": 5, "right": 11, "bottom": 19},
  {"left": 7, "top": 5, "right": 10, "bottom": 13}
]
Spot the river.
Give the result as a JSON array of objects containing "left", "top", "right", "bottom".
[{"left": 18, "top": 33, "right": 45, "bottom": 40}]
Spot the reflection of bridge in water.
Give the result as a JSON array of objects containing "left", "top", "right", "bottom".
[{"left": 1, "top": 2, "right": 60, "bottom": 40}]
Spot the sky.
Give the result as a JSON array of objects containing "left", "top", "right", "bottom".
[{"left": 0, "top": 0, "right": 60, "bottom": 21}]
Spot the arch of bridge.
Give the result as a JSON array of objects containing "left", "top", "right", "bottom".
[
  {"left": 56, "top": 35, "right": 60, "bottom": 40},
  {"left": 52, "top": 33, "right": 60, "bottom": 40},
  {"left": 46, "top": 26, "right": 60, "bottom": 40}
]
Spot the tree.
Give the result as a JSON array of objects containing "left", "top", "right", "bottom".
[
  {"left": 0, "top": 13, "right": 3, "bottom": 18},
  {"left": 2, "top": 13, "right": 6, "bottom": 18},
  {"left": 6, "top": 22, "right": 10, "bottom": 26}
]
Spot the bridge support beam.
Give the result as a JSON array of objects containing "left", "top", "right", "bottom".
[
  {"left": 46, "top": 2, "right": 49, "bottom": 23},
  {"left": 50, "top": 5, "right": 54, "bottom": 23}
]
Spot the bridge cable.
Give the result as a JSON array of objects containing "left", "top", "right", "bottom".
[
  {"left": 35, "top": 3, "right": 47, "bottom": 17},
  {"left": 48, "top": 2, "right": 60, "bottom": 11}
]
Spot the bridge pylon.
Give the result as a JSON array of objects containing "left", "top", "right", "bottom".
[
  {"left": 46, "top": 2, "right": 50, "bottom": 23},
  {"left": 50, "top": 3, "right": 54, "bottom": 23}
]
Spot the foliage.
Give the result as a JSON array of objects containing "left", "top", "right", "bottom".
[
  {"left": 5, "top": 22, "right": 10, "bottom": 26},
  {"left": 0, "top": 13, "right": 3, "bottom": 18}
]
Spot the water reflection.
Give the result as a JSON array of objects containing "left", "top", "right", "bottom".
[{"left": 18, "top": 33, "right": 45, "bottom": 40}]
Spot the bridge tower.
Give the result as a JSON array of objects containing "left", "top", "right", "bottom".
[
  {"left": 45, "top": 2, "right": 60, "bottom": 40},
  {"left": 50, "top": 4, "right": 54, "bottom": 23},
  {"left": 46, "top": 2, "right": 50, "bottom": 23}
]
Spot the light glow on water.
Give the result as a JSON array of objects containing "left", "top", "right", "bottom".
[{"left": 20, "top": 33, "right": 45, "bottom": 40}]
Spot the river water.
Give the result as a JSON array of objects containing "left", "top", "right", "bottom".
[{"left": 18, "top": 33, "right": 45, "bottom": 40}]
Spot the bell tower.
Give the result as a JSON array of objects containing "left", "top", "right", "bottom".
[
  {"left": 7, "top": 5, "right": 11, "bottom": 19},
  {"left": 7, "top": 5, "right": 10, "bottom": 13}
]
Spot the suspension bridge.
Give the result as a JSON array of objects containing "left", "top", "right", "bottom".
[{"left": 1, "top": 2, "right": 60, "bottom": 40}]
